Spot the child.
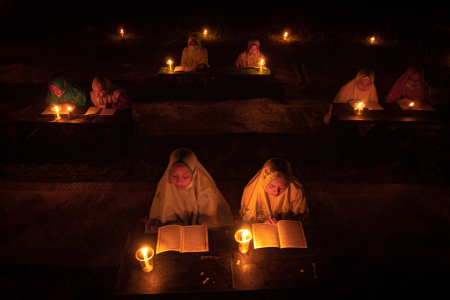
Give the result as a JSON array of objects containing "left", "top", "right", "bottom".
[
  {"left": 240, "top": 158, "right": 309, "bottom": 225},
  {"left": 146, "top": 148, "right": 234, "bottom": 232},
  {"left": 235, "top": 39, "right": 266, "bottom": 68},
  {"left": 180, "top": 34, "right": 210, "bottom": 69},
  {"left": 385, "top": 65, "right": 429, "bottom": 104},
  {"left": 90, "top": 76, "right": 131, "bottom": 109},
  {"left": 323, "top": 69, "right": 378, "bottom": 125},
  {"left": 45, "top": 74, "right": 87, "bottom": 106}
]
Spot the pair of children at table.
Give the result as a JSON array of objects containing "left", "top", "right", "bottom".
[
  {"left": 45, "top": 74, "right": 131, "bottom": 109},
  {"left": 323, "top": 66, "right": 430, "bottom": 124},
  {"left": 141, "top": 148, "right": 309, "bottom": 231},
  {"left": 179, "top": 34, "right": 265, "bottom": 70}
]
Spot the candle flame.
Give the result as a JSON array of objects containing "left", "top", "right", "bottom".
[
  {"left": 168, "top": 60, "right": 172, "bottom": 64},
  {"left": 242, "top": 230, "right": 249, "bottom": 240},
  {"left": 356, "top": 102, "right": 365, "bottom": 110},
  {"left": 284, "top": 32, "right": 288, "bottom": 37},
  {"left": 120, "top": 29, "right": 124, "bottom": 33},
  {"left": 67, "top": 107, "right": 72, "bottom": 111},
  {"left": 204, "top": 30, "right": 207, "bottom": 34},
  {"left": 142, "top": 247, "right": 148, "bottom": 256},
  {"left": 261, "top": 59, "right": 264, "bottom": 64},
  {"left": 409, "top": 102, "right": 414, "bottom": 107},
  {"left": 54, "top": 106, "right": 59, "bottom": 111},
  {"left": 370, "top": 37, "right": 375, "bottom": 44}
]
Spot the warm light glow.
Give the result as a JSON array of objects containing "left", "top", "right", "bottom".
[
  {"left": 67, "top": 107, "right": 72, "bottom": 111},
  {"left": 136, "top": 247, "right": 153, "bottom": 272},
  {"left": 142, "top": 247, "right": 148, "bottom": 257},
  {"left": 235, "top": 229, "right": 252, "bottom": 253},
  {"left": 167, "top": 59, "right": 173, "bottom": 71},
  {"left": 284, "top": 32, "right": 288, "bottom": 40},
  {"left": 356, "top": 102, "right": 365, "bottom": 110},
  {"left": 120, "top": 29, "right": 124, "bottom": 37},
  {"left": 259, "top": 59, "right": 265, "bottom": 72},
  {"left": 52, "top": 105, "right": 61, "bottom": 119},
  {"left": 409, "top": 102, "right": 414, "bottom": 107},
  {"left": 370, "top": 37, "right": 375, "bottom": 44},
  {"left": 242, "top": 230, "right": 249, "bottom": 240},
  {"left": 204, "top": 30, "right": 207, "bottom": 34}
]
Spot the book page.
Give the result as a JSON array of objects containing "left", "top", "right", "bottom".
[
  {"left": 85, "top": 107, "right": 102, "bottom": 115},
  {"left": 156, "top": 225, "right": 182, "bottom": 254},
  {"left": 397, "top": 100, "right": 412, "bottom": 110},
  {"left": 366, "top": 102, "right": 384, "bottom": 110},
  {"left": 277, "top": 221, "right": 308, "bottom": 249},
  {"left": 42, "top": 105, "right": 72, "bottom": 115},
  {"left": 181, "top": 225, "right": 209, "bottom": 253},
  {"left": 174, "top": 66, "right": 186, "bottom": 72},
  {"left": 252, "top": 223, "right": 280, "bottom": 249},
  {"left": 100, "top": 108, "right": 116, "bottom": 115}
]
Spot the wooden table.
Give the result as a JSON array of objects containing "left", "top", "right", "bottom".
[
  {"left": 15, "top": 104, "right": 133, "bottom": 140},
  {"left": 158, "top": 67, "right": 271, "bottom": 77},
  {"left": 332, "top": 103, "right": 450, "bottom": 125},
  {"left": 114, "top": 225, "right": 347, "bottom": 295}
]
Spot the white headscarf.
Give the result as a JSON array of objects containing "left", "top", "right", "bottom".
[
  {"left": 148, "top": 148, "right": 233, "bottom": 229},
  {"left": 240, "top": 158, "right": 309, "bottom": 224}
]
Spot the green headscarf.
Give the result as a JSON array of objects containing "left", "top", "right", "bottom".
[{"left": 45, "top": 74, "right": 87, "bottom": 106}]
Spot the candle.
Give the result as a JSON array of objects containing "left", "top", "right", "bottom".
[
  {"left": 235, "top": 229, "right": 252, "bottom": 253},
  {"left": 370, "top": 37, "right": 375, "bottom": 44},
  {"left": 167, "top": 59, "right": 173, "bottom": 71},
  {"left": 259, "top": 59, "right": 265, "bottom": 72},
  {"left": 136, "top": 247, "right": 154, "bottom": 272},
  {"left": 120, "top": 29, "right": 124, "bottom": 37},
  {"left": 354, "top": 102, "right": 365, "bottom": 115},
  {"left": 408, "top": 102, "right": 414, "bottom": 110},
  {"left": 51, "top": 105, "right": 61, "bottom": 120},
  {"left": 67, "top": 106, "right": 73, "bottom": 120},
  {"left": 203, "top": 29, "right": 207, "bottom": 37},
  {"left": 284, "top": 32, "right": 288, "bottom": 40}
]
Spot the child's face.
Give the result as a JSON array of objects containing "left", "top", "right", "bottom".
[
  {"left": 49, "top": 84, "right": 63, "bottom": 97},
  {"left": 266, "top": 177, "right": 288, "bottom": 197},
  {"left": 407, "top": 72, "right": 421, "bottom": 88},
  {"left": 248, "top": 45, "right": 258, "bottom": 55},
  {"left": 93, "top": 85, "right": 105, "bottom": 98},
  {"left": 170, "top": 164, "right": 192, "bottom": 190},
  {"left": 357, "top": 78, "right": 372, "bottom": 92},
  {"left": 189, "top": 40, "right": 198, "bottom": 46}
]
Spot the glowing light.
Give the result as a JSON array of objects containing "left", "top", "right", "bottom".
[
  {"left": 51, "top": 105, "right": 61, "bottom": 120},
  {"left": 167, "top": 59, "right": 173, "bottom": 71},
  {"left": 120, "top": 29, "right": 124, "bottom": 37},
  {"left": 370, "top": 37, "right": 375, "bottom": 44},
  {"left": 354, "top": 102, "right": 365, "bottom": 115},
  {"left": 284, "top": 32, "right": 288, "bottom": 40},
  {"left": 136, "top": 247, "right": 153, "bottom": 272},
  {"left": 259, "top": 59, "right": 265, "bottom": 72},
  {"left": 203, "top": 29, "right": 208, "bottom": 37},
  {"left": 235, "top": 230, "right": 252, "bottom": 253}
]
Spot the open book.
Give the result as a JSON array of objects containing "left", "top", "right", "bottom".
[
  {"left": 397, "top": 100, "right": 434, "bottom": 111},
  {"left": 85, "top": 107, "right": 116, "bottom": 115},
  {"left": 42, "top": 105, "right": 72, "bottom": 115},
  {"left": 348, "top": 100, "right": 383, "bottom": 110},
  {"left": 252, "top": 220, "right": 307, "bottom": 249},
  {"left": 174, "top": 65, "right": 196, "bottom": 72},
  {"left": 156, "top": 225, "right": 209, "bottom": 254}
]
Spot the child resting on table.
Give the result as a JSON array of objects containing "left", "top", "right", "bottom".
[
  {"left": 45, "top": 74, "right": 87, "bottom": 107},
  {"left": 235, "top": 39, "right": 266, "bottom": 68},
  {"left": 385, "top": 65, "right": 429, "bottom": 104},
  {"left": 90, "top": 76, "right": 131, "bottom": 109},
  {"left": 240, "top": 158, "right": 309, "bottom": 225},
  {"left": 142, "top": 148, "right": 234, "bottom": 232},
  {"left": 180, "top": 34, "right": 210, "bottom": 70},
  {"left": 323, "top": 69, "right": 378, "bottom": 125}
]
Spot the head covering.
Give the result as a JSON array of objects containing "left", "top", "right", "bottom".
[
  {"left": 323, "top": 69, "right": 378, "bottom": 125},
  {"left": 45, "top": 74, "right": 87, "bottom": 106},
  {"left": 180, "top": 34, "right": 210, "bottom": 67},
  {"left": 385, "top": 65, "right": 429, "bottom": 103},
  {"left": 149, "top": 148, "right": 233, "bottom": 229},
  {"left": 235, "top": 39, "right": 265, "bottom": 68},
  {"left": 90, "top": 76, "right": 127, "bottom": 107},
  {"left": 240, "top": 158, "right": 309, "bottom": 224}
]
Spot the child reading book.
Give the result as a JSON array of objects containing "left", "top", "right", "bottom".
[
  {"left": 240, "top": 158, "right": 309, "bottom": 225},
  {"left": 180, "top": 34, "right": 209, "bottom": 70},
  {"left": 235, "top": 39, "right": 266, "bottom": 68},
  {"left": 145, "top": 148, "right": 234, "bottom": 232},
  {"left": 90, "top": 76, "right": 131, "bottom": 109}
]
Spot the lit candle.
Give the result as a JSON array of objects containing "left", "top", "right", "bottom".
[
  {"left": 203, "top": 29, "right": 207, "bottom": 37},
  {"left": 120, "top": 29, "right": 124, "bottom": 37},
  {"left": 136, "top": 247, "right": 154, "bottom": 272},
  {"left": 52, "top": 105, "right": 61, "bottom": 120},
  {"left": 235, "top": 229, "right": 252, "bottom": 253},
  {"left": 370, "top": 37, "right": 375, "bottom": 44},
  {"left": 354, "top": 102, "right": 365, "bottom": 115},
  {"left": 259, "top": 59, "right": 265, "bottom": 72},
  {"left": 284, "top": 32, "right": 288, "bottom": 40},
  {"left": 408, "top": 102, "right": 414, "bottom": 110},
  {"left": 167, "top": 59, "right": 173, "bottom": 71},
  {"left": 67, "top": 106, "right": 73, "bottom": 120}
]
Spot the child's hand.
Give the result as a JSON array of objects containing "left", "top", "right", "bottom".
[{"left": 264, "top": 218, "right": 277, "bottom": 225}]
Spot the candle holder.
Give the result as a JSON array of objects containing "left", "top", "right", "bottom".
[
  {"left": 203, "top": 29, "right": 208, "bottom": 38},
  {"left": 136, "top": 247, "right": 154, "bottom": 272},
  {"left": 167, "top": 60, "right": 173, "bottom": 72},
  {"left": 67, "top": 107, "right": 74, "bottom": 120},
  {"left": 235, "top": 229, "right": 252, "bottom": 254},
  {"left": 51, "top": 106, "right": 61, "bottom": 120},
  {"left": 283, "top": 32, "right": 288, "bottom": 40},
  {"left": 120, "top": 29, "right": 124, "bottom": 38},
  {"left": 353, "top": 102, "right": 365, "bottom": 116}
]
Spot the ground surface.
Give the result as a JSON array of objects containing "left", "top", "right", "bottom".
[{"left": 1, "top": 1, "right": 450, "bottom": 299}]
